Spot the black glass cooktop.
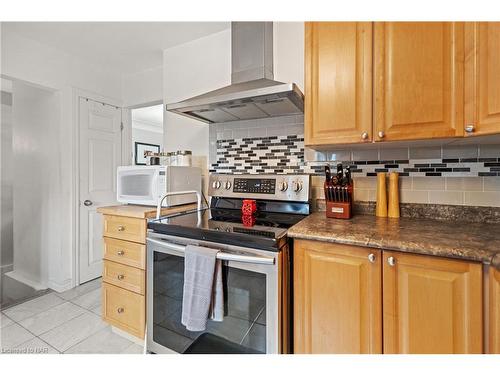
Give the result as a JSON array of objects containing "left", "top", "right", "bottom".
[{"left": 148, "top": 198, "right": 309, "bottom": 252}]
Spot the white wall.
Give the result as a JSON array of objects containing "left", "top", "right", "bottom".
[
  {"left": 1, "top": 91, "right": 13, "bottom": 271},
  {"left": 9, "top": 81, "right": 60, "bottom": 289},
  {"left": 163, "top": 29, "right": 231, "bottom": 157},
  {"left": 1, "top": 26, "right": 123, "bottom": 291},
  {"left": 274, "top": 22, "right": 304, "bottom": 91},
  {"left": 122, "top": 65, "right": 163, "bottom": 108}
]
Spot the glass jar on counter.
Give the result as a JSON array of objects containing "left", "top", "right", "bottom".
[
  {"left": 160, "top": 152, "right": 174, "bottom": 166},
  {"left": 176, "top": 150, "right": 192, "bottom": 167}
]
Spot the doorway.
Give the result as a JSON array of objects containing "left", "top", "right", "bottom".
[
  {"left": 1, "top": 78, "right": 57, "bottom": 309},
  {"left": 131, "top": 104, "right": 164, "bottom": 165}
]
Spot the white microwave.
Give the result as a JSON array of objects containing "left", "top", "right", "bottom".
[{"left": 117, "top": 165, "right": 202, "bottom": 207}]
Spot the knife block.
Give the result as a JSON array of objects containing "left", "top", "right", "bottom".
[
  {"left": 326, "top": 201, "right": 352, "bottom": 219},
  {"left": 325, "top": 183, "right": 354, "bottom": 219}
]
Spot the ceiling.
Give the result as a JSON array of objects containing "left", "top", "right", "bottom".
[
  {"left": 2, "top": 22, "right": 230, "bottom": 75},
  {"left": 132, "top": 104, "right": 163, "bottom": 128}
]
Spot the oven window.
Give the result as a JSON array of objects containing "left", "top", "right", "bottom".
[{"left": 153, "top": 251, "right": 267, "bottom": 354}]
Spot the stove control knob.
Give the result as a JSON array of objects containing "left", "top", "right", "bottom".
[
  {"left": 292, "top": 180, "right": 303, "bottom": 193},
  {"left": 225, "top": 181, "right": 232, "bottom": 190},
  {"left": 278, "top": 181, "right": 288, "bottom": 192},
  {"left": 212, "top": 180, "right": 221, "bottom": 190},
  {"left": 225, "top": 227, "right": 231, "bottom": 232}
]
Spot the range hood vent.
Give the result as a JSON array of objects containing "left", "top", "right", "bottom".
[{"left": 166, "top": 22, "right": 304, "bottom": 124}]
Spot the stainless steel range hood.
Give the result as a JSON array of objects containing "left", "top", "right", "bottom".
[{"left": 166, "top": 22, "right": 304, "bottom": 124}]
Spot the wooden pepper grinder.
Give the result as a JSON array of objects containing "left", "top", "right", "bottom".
[
  {"left": 376, "top": 172, "right": 388, "bottom": 217},
  {"left": 388, "top": 172, "right": 400, "bottom": 218}
]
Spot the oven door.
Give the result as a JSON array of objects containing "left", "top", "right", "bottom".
[{"left": 146, "top": 232, "right": 281, "bottom": 354}]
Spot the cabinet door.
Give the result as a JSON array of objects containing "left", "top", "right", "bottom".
[
  {"left": 294, "top": 240, "right": 382, "bottom": 353},
  {"left": 490, "top": 267, "right": 500, "bottom": 354},
  {"left": 465, "top": 22, "right": 500, "bottom": 136},
  {"left": 374, "top": 22, "right": 464, "bottom": 141},
  {"left": 305, "top": 22, "right": 373, "bottom": 146},
  {"left": 383, "top": 251, "right": 483, "bottom": 353}
]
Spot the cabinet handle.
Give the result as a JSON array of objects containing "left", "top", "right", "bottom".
[
  {"left": 368, "top": 253, "right": 376, "bottom": 263},
  {"left": 387, "top": 256, "right": 396, "bottom": 266},
  {"left": 117, "top": 274, "right": 125, "bottom": 280},
  {"left": 378, "top": 131, "right": 385, "bottom": 139},
  {"left": 117, "top": 225, "right": 125, "bottom": 231},
  {"left": 465, "top": 124, "right": 475, "bottom": 134},
  {"left": 117, "top": 250, "right": 125, "bottom": 256},
  {"left": 117, "top": 307, "right": 124, "bottom": 314},
  {"left": 361, "top": 132, "right": 369, "bottom": 140}
]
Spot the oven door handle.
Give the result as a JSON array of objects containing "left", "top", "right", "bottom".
[{"left": 147, "top": 238, "right": 275, "bottom": 265}]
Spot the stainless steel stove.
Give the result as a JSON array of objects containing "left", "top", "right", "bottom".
[{"left": 146, "top": 173, "right": 310, "bottom": 354}]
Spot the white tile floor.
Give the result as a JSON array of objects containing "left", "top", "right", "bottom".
[{"left": 0, "top": 278, "right": 143, "bottom": 354}]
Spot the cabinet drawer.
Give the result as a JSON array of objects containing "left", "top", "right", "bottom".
[
  {"left": 103, "top": 215, "right": 146, "bottom": 243},
  {"left": 103, "top": 260, "right": 145, "bottom": 295},
  {"left": 103, "top": 237, "right": 145, "bottom": 269},
  {"left": 102, "top": 282, "right": 145, "bottom": 338}
]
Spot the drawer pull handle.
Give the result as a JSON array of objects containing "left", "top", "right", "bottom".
[
  {"left": 117, "top": 274, "right": 125, "bottom": 280},
  {"left": 117, "top": 250, "right": 125, "bottom": 256},
  {"left": 117, "top": 226, "right": 125, "bottom": 231},
  {"left": 387, "top": 256, "right": 396, "bottom": 267},
  {"left": 117, "top": 307, "right": 124, "bottom": 314},
  {"left": 368, "top": 253, "right": 376, "bottom": 263}
]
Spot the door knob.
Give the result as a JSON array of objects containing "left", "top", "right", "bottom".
[
  {"left": 83, "top": 200, "right": 93, "bottom": 206},
  {"left": 361, "top": 132, "right": 369, "bottom": 140},
  {"left": 378, "top": 131, "right": 385, "bottom": 139},
  {"left": 387, "top": 256, "right": 396, "bottom": 266},
  {"left": 368, "top": 253, "right": 376, "bottom": 263}
]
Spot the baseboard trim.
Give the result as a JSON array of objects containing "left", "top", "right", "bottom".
[
  {"left": 4, "top": 270, "right": 46, "bottom": 290},
  {"left": 47, "top": 278, "right": 73, "bottom": 293},
  {"left": 111, "top": 326, "right": 145, "bottom": 346}
]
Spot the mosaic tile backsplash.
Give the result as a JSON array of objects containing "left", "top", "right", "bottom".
[{"left": 210, "top": 134, "right": 500, "bottom": 177}]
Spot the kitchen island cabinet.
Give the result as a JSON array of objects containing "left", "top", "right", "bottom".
[{"left": 97, "top": 203, "right": 196, "bottom": 339}]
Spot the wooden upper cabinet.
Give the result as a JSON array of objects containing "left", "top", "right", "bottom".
[
  {"left": 383, "top": 251, "right": 483, "bottom": 354},
  {"left": 374, "top": 22, "right": 465, "bottom": 141},
  {"left": 294, "top": 240, "right": 382, "bottom": 354},
  {"left": 465, "top": 22, "right": 500, "bottom": 136},
  {"left": 305, "top": 22, "right": 373, "bottom": 146},
  {"left": 490, "top": 267, "right": 500, "bottom": 354}
]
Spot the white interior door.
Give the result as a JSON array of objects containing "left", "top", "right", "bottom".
[{"left": 79, "top": 97, "right": 122, "bottom": 283}]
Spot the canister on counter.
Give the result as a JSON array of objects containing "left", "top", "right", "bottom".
[{"left": 176, "top": 150, "right": 192, "bottom": 167}]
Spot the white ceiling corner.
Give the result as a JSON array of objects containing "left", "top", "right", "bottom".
[{"left": 2, "top": 22, "right": 230, "bottom": 75}]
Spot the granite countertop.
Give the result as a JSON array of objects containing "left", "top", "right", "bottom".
[{"left": 288, "top": 212, "right": 500, "bottom": 268}]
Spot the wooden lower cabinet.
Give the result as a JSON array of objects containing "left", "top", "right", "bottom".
[
  {"left": 294, "top": 240, "right": 484, "bottom": 354},
  {"left": 490, "top": 267, "right": 500, "bottom": 353},
  {"left": 294, "top": 240, "right": 382, "bottom": 353},
  {"left": 103, "top": 283, "right": 145, "bottom": 339},
  {"left": 383, "top": 251, "right": 483, "bottom": 354}
]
